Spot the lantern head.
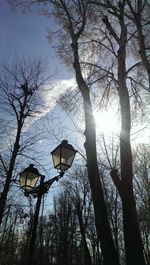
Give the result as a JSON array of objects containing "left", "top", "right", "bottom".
[
  {"left": 51, "top": 140, "right": 77, "bottom": 172},
  {"left": 19, "top": 164, "right": 40, "bottom": 192}
]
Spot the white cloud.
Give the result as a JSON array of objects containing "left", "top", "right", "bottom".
[
  {"left": 0, "top": 78, "right": 76, "bottom": 151},
  {"left": 42, "top": 78, "right": 75, "bottom": 107},
  {"left": 35, "top": 78, "right": 76, "bottom": 119}
]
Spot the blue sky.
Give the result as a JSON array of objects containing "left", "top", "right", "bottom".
[
  {"left": 1, "top": 0, "right": 149, "bottom": 155},
  {"left": 0, "top": 0, "right": 82, "bottom": 156},
  {"left": 0, "top": 0, "right": 79, "bottom": 145},
  {"left": 1, "top": 1, "right": 50, "bottom": 58},
  {"left": 0, "top": 0, "right": 72, "bottom": 80}
]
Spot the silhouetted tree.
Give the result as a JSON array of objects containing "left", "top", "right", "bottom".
[{"left": 0, "top": 58, "right": 47, "bottom": 225}]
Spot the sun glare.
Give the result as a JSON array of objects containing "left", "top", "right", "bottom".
[{"left": 93, "top": 109, "right": 120, "bottom": 134}]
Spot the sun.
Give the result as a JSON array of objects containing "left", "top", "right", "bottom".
[{"left": 93, "top": 109, "right": 120, "bottom": 134}]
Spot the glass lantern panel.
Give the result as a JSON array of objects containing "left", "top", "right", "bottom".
[
  {"left": 20, "top": 172, "right": 38, "bottom": 191},
  {"left": 59, "top": 147, "right": 76, "bottom": 171},
  {"left": 51, "top": 141, "right": 76, "bottom": 171},
  {"left": 52, "top": 148, "right": 61, "bottom": 169},
  {"left": 61, "top": 147, "right": 75, "bottom": 164}
]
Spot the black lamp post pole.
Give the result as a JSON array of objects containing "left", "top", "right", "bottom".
[
  {"left": 26, "top": 174, "right": 64, "bottom": 265},
  {"left": 19, "top": 140, "right": 77, "bottom": 265},
  {"left": 27, "top": 174, "right": 45, "bottom": 265}
]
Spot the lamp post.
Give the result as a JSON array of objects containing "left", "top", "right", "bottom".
[{"left": 19, "top": 140, "right": 77, "bottom": 265}]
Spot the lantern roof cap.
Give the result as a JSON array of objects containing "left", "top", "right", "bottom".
[
  {"left": 51, "top": 140, "right": 77, "bottom": 154},
  {"left": 20, "top": 164, "right": 40, "bottom": 176}
]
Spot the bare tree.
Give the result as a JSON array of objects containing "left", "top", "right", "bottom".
[
  {"left": 97, "top": 2, "right": 146, "bottom": 264},
  {"left": 0, "top": 57, "right": 47, "bottom": 225},
  {"left": 46, "top": 2, "right": 120, "bottom": 264},
  {"left": 63, "top": 166, "right": 93, "bottom": 265}
]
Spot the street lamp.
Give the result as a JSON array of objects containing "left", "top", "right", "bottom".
[
  {"left": 19, "top": 164, "right": 40, "bottom": 192},
  {"left": 51, "top": 139, "right": 77, "bottom": 171},
  {"left": 19, "top": 140, "right": 77, "bottom": 265}
]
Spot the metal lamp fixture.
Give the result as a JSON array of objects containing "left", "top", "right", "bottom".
[
  {"left": 18, "top": 140, "right": 77, "bottom": 265},
  {"left": 51, "top": 140, "right": 77, "bottom": 172},
  {"left": 19, "top": 164, "right": 40, "bottom": 192},
  {"left": 19, "top": 140, "right": 77, "bottom": 192}
]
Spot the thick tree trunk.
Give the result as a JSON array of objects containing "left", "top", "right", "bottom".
[
  {"left": 71, "top": 39, "right": 120, "bottom": 265},
  {"left": 103, "top": 4, "right": 146, "bottom": 264},
  {"left": 115, "top": 10, "right": 146, "bottom": 265},
  {"left": 121, "top": 187, "right": 146, "bottom": 265}
]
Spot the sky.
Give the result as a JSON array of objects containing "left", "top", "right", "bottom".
[
  {"left": 0, "top": 0, "right": 80, "bottom": 144},
  {"left": 0, "top": 0, "right": 79, "bottom": 143},
  {"left": 0, "top": 0, "right": 78, "bottom": 146},
  {"left": 0, "top": 0, "right": 149, "bottom": 154},
  {"left": 1, "top": 1, "right": 50, "bottom": 59},
  {"left": 0, "top": 0, "right": 72, "bottom": 80}
]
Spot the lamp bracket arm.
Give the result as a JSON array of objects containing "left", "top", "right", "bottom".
[
  {"left": 24, "top": 171, "right": 65, "bottom": 197},
  {"left": 43, "top": 171, "right": 65, "bottom": 192}
]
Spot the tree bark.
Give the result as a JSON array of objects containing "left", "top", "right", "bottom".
[
  {"left": 106, "top": 4, "right": 146, "bottom": 264},
  {"left": 71, "top": 37, "right": 120, "bottom": 265},
  {"left": 117, "top": 13, "right": 145, "bottom": 265}
]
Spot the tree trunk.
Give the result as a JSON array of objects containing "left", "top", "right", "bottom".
[
  {"left": 112, "top": 7, "right": 146, "bottom": 265},
  {"left": 103, "top": 3, "right": 146, "bottom": 263},
  {"left": 0, "top": 122, "right": 22, "bottom": 225},
  {"left": 121, "top": 187, "right": 146, "bottom": 265},
  {"left": 71, "top": 39, "right": 120, "bottom": 265}
]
